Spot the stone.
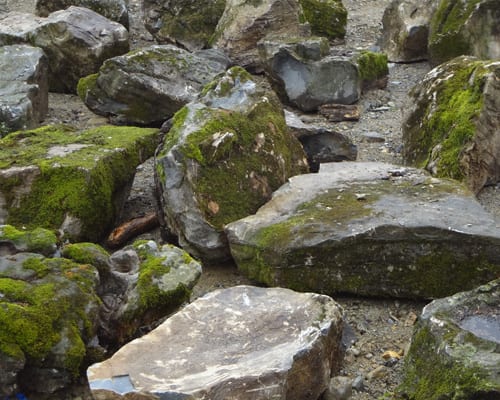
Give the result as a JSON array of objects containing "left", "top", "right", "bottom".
[
  {"left": 298, "top": 0, "right": 347, "bottom": 40},
  {"left": 403, "top": 56, "right": 500, "bottom": 194},
  {"left": 0, "top": 225, "right": 57, "bottom": 257},
  {"left": 0, "top": 125, "right": 160, "bottom": 242},
  {"left": 398, "top": 279, "right": 500, "bottom": 399},
  {"left": 78, "top": 45, "right": 230, "bottom": 126},
  {"left": 155, "top": 67, "right": 308, "bottom": 264},
  {"left": 87, "top": 285, "right": 344, "bottom": 400},
  {"left": 225, "top": 162, "right": 500, "bottom": 299},
  {"left": 144, "top": 0, "right": 226, "bottom": 51},
  {"left": 0, "top": 7, "right": 129, "bottom": 93},
  {"left": 0, "top": 45, "right": 48, "bottom": 136},
  {"left": 324, "top": 376, "right": 353, "bottom": 400}
]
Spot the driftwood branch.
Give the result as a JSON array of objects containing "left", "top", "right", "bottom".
[
  {"left": 106, "top": 212, "right": 160, "bottom": 248},
  {"left": 318, "top": 104, "right": 360, "bottom": 122}
]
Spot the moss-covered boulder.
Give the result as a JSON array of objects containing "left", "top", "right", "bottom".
[
  {"left": 298, "top": 0, "right": 347, "bottom": 40},
  {"left": 225, "top": 162, "right": 500, "bottom": 299},
  {"left": 398, "top": 279, "right": 500, "bottom": 399},
  {"left": 428, "top": 0, "right": 500, "bottom": 66},
  {"left": 0, "top": 124, "right": 160, "bottom": 242},
  {"left": 402, "top": 56, "right": 500, "bottom": 194},
  {"left": 155, "top": 67, "right": 309, "bottom": 264},
  {"left": 0, "top": 225, "right": 57, "bottom": 257}
]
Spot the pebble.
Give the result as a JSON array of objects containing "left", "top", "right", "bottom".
[
  {"left": 367, "top": 365, "right": 389, "bottom": 381},
  {"left": 352, "top": 375, "right": 365, "bottom": 392}
]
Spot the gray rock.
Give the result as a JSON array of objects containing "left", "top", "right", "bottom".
[
  {"left": 0, "top": 44, "right": 48, "bottom": 136},
  {"left": 88, "top": 285, "right": 344, "bottom": 400},
  {"left": 225, "top": 162, "right": 500, "bottom": 299},
  {"left": 324, "top": 376, "right": 353, "bottom": 400},
  {"left": 78, "top": 45, "right": 230, "bottom": 126},
  {"left": 399, "top": 279, "right": 500, "bottom": 399}
]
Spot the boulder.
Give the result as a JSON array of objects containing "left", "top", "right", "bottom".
[
  {"left": 78, "top": 45, "right": 231, "bottom": 126},
  {"left": 35, "top": 0, "right": 129, "bottom": 28},
  {"left": 0, "top": 44, "right": 48, "bottom": 136},
  {"left": 155, "top": 67, "right": 308, "bottom": 264},
  {"left": 144, "top": 0, "right": 226, "bottom": 51},
  {"left": 399, "top": 279, "right": 500, "bottom": 399},
  {"left": 88, "top": 285, "right": 344, "bottom": 400},
  {"left": 380, "top": 0, "right": 437, "bottom": 62},
  {"left": 298, "top": 0, "right": 347, "bottom": 40},
  {"left": 0, "top": 224, "right": 57, "bottom": 257},
  {"left": 402, "top": 56, "right": 500, "bottom": 194},
  {"left": 429, "top": 0, "right": 500, "bottom": 66},
  {"left": 0, "top": 7, "right": 129, "bottom": 93},
  {"left": 0, "top": 125, "right": 160, "bottom": 242},
  {"left": 225, "top": 162, "right": 500, "bottom": 299}
]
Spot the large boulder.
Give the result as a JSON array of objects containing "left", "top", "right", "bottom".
[
  {"left": 0, "top": 7, "right": 129, "bottom": 93},
  {"left": 0, "top": 125, "right": 160, "bottom": 242},
  {"left": 399, "top": 279, "right": 500, "bottom": 399},
  {"left": 88, "top": 285, "right": 344, "bottom": 400},
  {"left": 225, "top": 162, "right": 500, "bottom": 299},
  {"left": 298, "top": 0, "right": 347, "bottom": 40},
  {"left": 429, "top": 0, "right": 500, "bottom": 65},
  {"left": 155, "top": 67, "right": 309, "bottom": 264},
  {"left": 78, "top": 45, "right": 231, "bottom": 126},
  {"left": 144, "top": 0, "right": 226, "bottom": 51},
  {"left": 0, "top": 45, "right": 48, "bottom": 137},
  {"left": 402, "top": 56, "right": 500, "bottom": 194}
]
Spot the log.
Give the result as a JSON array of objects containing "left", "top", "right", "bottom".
[
  {"left": 318, "top": 103, "right": 360, "bottom": 122},
  {"left": 106, "top": 212, "right": 160, "bottom": 248}
]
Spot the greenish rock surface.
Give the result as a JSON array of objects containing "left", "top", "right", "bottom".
[
  {"left": 0, "top": 225, "right": 57, "bottom": 257},
  {"left": 402, "top": 56, "right": 500, "bottom": 194},
  {"left": 225, "top": 162, "right": 500, "bottom": 299},
  {"left": 156, "top": 66, "right": 309, "bottom": 264},
  {"left": 0, "top": 124, "right": 160, "bottom": 242},
  {"left": 298, "top": 0, "right": 347, "bottom": 39},
  {"left": 354, "top": 51, "right": 389, "bottom": 91},
  {"left": 398, "top": 279, "right": 500, "bottom": 399}
]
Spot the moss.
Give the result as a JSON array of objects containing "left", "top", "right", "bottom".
[
  {"left": 356, "top": 51, "right": 389, "bottom": 83},
  {"left": 76, "top": 73, "right": 98, "bottom": 101},
  {"left": 0, "top": 225, "right": 57, "bottom": 256},
  {"left": 61, "top": 242, "right": 111, "bottom": 273},
  {"left": 22, "top": 257, "right": 51, "bottom": 278},
  {"left": 298, "top": 0, "right": 347, "bottom": 39}
]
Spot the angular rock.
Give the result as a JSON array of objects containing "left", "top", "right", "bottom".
[
  {"left": 144, "top": 0, "right": 226, "bottom": 51},
  {"left": 155, "top": 67, "right": 308, "bottom": 264},
  {"left": 0, "top": 7, "right": 129, "bottom": 93},
  {"left": 399, "top": 279, "right": 500, "bottom": 399},
  {"left": 298, "top": 0, "right": 347, "bottom": 40},
  {"left": 225, "top": 162, "right": 500, "bottom": 299},
  {"left": 403, "top": 56, "right": 500, "bottom": 194},
  {"left": 0, "top": 44, "right": 48, "bottom": 136},
  {"left": 0, "top": 125, "right": 160, "bottom": 242},
  {"left": 0, "top": 224, "right": 57, "bottom": 257},
  {"left": 429, "top": 0, "right": 500, "bottom": 66},
  {"left": 78, "top": 45, "right": 231, "bottom": 126},
  {"left": 88, "top": 285, "right": 344, "bottom": 400}
]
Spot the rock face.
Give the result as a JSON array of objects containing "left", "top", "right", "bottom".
[
  {"left": 298, "top": 0, "right": 347, "bottom": 40},
  {"left": 144, "top": 0, "right": 226, "bottom": 51},
  {"left": 225, "top": 162, "right": 500, "bottom": 299},
  {"left": 0, "top": 7, "right": 129, "bottom": 93},
  {"left": 78, "top": 45, "right": 231, "bottom": 126},
  {"left": 0, "top": 125, "right": 160, "bottom": 242},
  {"left": 429, "top": 0, "right": 500, "bottom": 66},
  {"left": 403, "top": 56, "right": 500, "bottom": 194},
  {"left": 88, "top": 285, "right": 344, "bottom": 400},
  {"left": 0, "top": 45, "right": 48, "bottom": 136},
  {"left": 155, "top": 67, "right": 308, "bottom": 264},
  {"left": 399, "top": 279, "right": 500, "bottom": 399}
]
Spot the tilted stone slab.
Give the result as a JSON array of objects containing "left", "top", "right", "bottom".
[
  {"left": 225, "top": 162, "right": 500, "bottom": 299},
  {"left": 88, "top": 285, "right": 344, "bottom": 400}
]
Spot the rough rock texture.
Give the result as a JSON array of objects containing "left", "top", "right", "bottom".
[
  {"left": 403, "top": 56, "right": 500, "bottom": 194},
  {"left": 88, "top": 285, "right": 344, "bottom": 400},
  {"left": 399, "top": 279, "right": 500, "bottom": 399},
  {"left": 0, "top": 224, "right": 57, "bottom": 257},
  {"left": 225, "top": 162, "right": 500, "bottom": 299},
  {"left": 144, "top": 0, "right": 226, "bottom": 51},
  {"left": 380, "top": 0, "right": 437, "bottom": 62},
  {"left": 0, "top": 125, "right": 160, "bottom": 242},
  {"left": 155, "top": 67, "right": 308, "bottom": 264},
  {"left": 429, "top": 0, "right": 500, "bottom": 66},
  {"left": 78, "top": 45, "right": 231, "bottom": 126},
  {"left": 0, "top": 44, "right": 48, "bottom": 136},
  {"left": 0, "top": 7, "right": 129, "bottom": 93},
  {"left": 298, "top": 0, "right": 347, "bottom": 39},
  {"left": 35, "top": 0, "right": 129, "bottom": 28}
]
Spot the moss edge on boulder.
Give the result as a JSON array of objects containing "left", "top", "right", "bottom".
[{"left": 298, "top": 0, "right": 347, "bottom": 39}]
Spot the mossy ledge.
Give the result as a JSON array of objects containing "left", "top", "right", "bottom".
[{"left": 0, "top": 224, "right": 57, "bottom": 256}]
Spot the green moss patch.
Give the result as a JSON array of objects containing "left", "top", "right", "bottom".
[
  {"left": 299, "top": 0, "right": 347, "bottom": 39},
  {"left": 356, "top": 51, "right": 388, "bottom": 86},
  {"left": 0, "top": 225, "right": 57, "bottom": 256}
]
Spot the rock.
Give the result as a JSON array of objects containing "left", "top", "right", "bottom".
[
  {"left": 225, "top": 162, "right": 500, "bottom": 299},
  {"left": 298, "top": 0, "right": 347, "bottom": 40},
  {"left": 398, "top": 279, "right": 500, "bottom": 399},
  {"left": 0, "top": 225, "right": 57, "bottom": 257},
  {"left": 0, "top": 125, "right": 160, "bottom": 242},
  {"left": 380, "top": 0, "right": 437, "bottom": 62},
  {"left": 88, "top": 285, "right": 344, "bottom": 400},
  {"left": 403, "top": 56, "right": 500, "bottom": 194},
  {"left": 324, "top": 376, "right": 353, "bottom": 400},
  {"left": 78, "top": 45, "right": 230, "bottom": 126},
  {"left": 361, "top": 131, "right": 386, "bottom": 143},
  {"left": 155, "top": 67, "right": 308, "bottom": 264},
  {"left": 429, "top": 0, "right": 500, "bottom": 66},
  {"left": 0, "top": 45, "right": 48, "bottom": 136},
  {"left": 35, "top": 0, "right": 129, "bottom": 28},
  {"left": 144, "top": 0, "right": 226, "bottom": 51},
  {"left": 0, "top": 7, "right": 129, "bottom": 93}
]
